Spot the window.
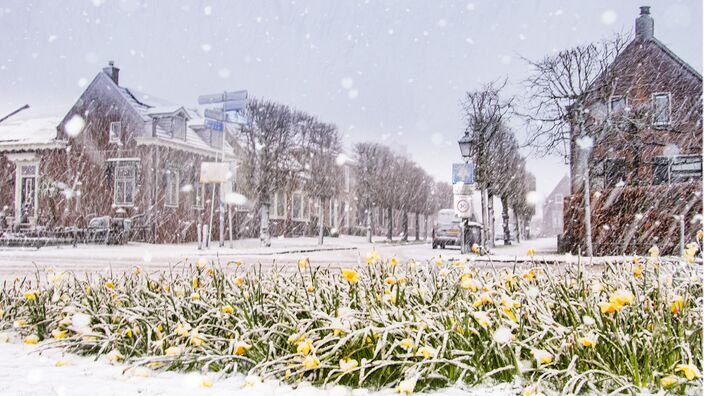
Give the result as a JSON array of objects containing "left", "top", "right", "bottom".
[
  {"left": 292, "top": 192, "right": 303, "bottom": 220},
  {"left": 653, "top": 155, "right": 702, "bottom": 185},
  {"left": 271, "top": 191, "right": 286, "bottom": 218},
  {"left": 608, "top": 96, "right": 627, "bottom": 113},
  {"left": 114, "top": 163, "right": 136, "bottom": 206},
  {"left": 553, "top": 194, "right": 563, "bottom": 205},
  {"left": 652, "top": 93, "right": 671, "bottom": 126},
  {"left": 165, "top": 167, "right": 179, "bottom": 207},
  {"left": 19, "top": 164, "right": 38, "bottom": 220},
  {"left": 110, "top": 122, "right": 121, "bottom": 144},
  {"left": 193, "top": 181, "right": 204, "bottom": 209},
  {"left": 344, "top": 166, "right": 351, "bottom": 192},
  {"left": 604, "top": 158, "right": 625, "bottom": 188}
]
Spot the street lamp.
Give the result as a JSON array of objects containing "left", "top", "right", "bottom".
[
  {"left": 458, "top": 132, "right": 472, "bottom": 162},
  {"left": 457, "top": 132, "right": 472, "bottom": 254}
]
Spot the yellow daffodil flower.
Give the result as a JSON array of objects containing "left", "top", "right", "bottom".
[
  {"left": 234, "top": 276, "right": 244, "bottom": 286},
  {"left": 471, "top": 244, "right": 480, "bottom": 254},
  {"left": 416, "top": 346, "right": 436, "bottom": 359},
  {"left": 165, "top": 346, "right": 182, "bottom": 356},
  {"left": 460, "top": 274, "right": 481, "bottom": 291},
  {"left": 104, "top": 281, "right": 115, "bottom": 289},
  {"left": 366, "top": 250, "right": 380, "bottom": 265},
  {"left": 473, "top": 311, "right": 491, "bottom": 328},
  {"left": 633, "top": 265, "right": 642, "bottom": 278},
  {"left": 234, "top": 341, "right": 252, "bottom": 356},
  {"left": 51, "top": 329, "right": 68, "bottom": 339},
  {"left": 527, "top": 248, "right": 536, "bottom": 257},
  {"left": 302, "top": 355, "right": 320, "bottom": 369},
  {"left": 390, "top": 257, "right": 398, "bottom": 267},
  {"left": 222, "top": 305, "right": 234, "bottom": 314},
  {"left": 339, "top": 358, "right": 358, "bottom": 372},
  {"left": 648, "top": 245, "right": 660, "bottom": 258},
  {"left": 24, "top": 334, "right": 39, "bottom": 344},
  {"left": 661, "top": 375, "right": 678, "bottom": 387},
  {"left": 533, "top": 349, "right": 553, "bottom": 365},
  {"left": 675, "top": 364, "right": 702, "bottom": 380},
  {"left": 297, "top": 338, "right": 313, "bottom": 355},
  {"left": 298, "top": 257, "right": 310, "bottom": 269},
  {"left": 671, "top": 295, "right": 684, "bottom": 315},
  {"left": 400, "top": 338, "right": 414, "bottom": 350},
  {"left": 577, "top": 334, "right": 598, "bottom": 348},
  {"left": 385, "top": 276, "right": 397, "bottom": 285},
  {"left": 105, "top": 349, "right": 124, "bottom": 363},
  {"left": 24, "top": 290, "right": 39, "bottom": 301},
  {"left": 341, "top": 269, "right": 359, "bottom": 284}
]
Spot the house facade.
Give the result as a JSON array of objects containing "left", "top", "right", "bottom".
[
  {"left": 563, "top": 7, "right": 703, "bottom": 255},
  {"left": 0, "top": 62, "right": 236, "bottom": 243},
  {"left": 541, "top": 175, "right": 569, "bottom": 237}
]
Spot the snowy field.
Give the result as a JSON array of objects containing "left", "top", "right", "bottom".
[{"left": 0, "top": 340, "right": 520, "bottom": 396}]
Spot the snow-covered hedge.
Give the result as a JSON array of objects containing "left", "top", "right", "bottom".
[{"left": 1, "top": 246, "right": 702, "bottom": 394}]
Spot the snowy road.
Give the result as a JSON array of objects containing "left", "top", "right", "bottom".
[
  {"left": 0, "top": 339, "right": 520, "bottom": 396},
  {"left": 0, "top": 236, "right": 562, "bottom": 282}
]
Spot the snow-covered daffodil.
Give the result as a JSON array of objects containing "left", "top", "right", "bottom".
[
  {"left": 675, "top": 364, "right": 702, "bottom": 380},
  {"left": 341, "top": 269, "right": 359, "bottom": 284}
]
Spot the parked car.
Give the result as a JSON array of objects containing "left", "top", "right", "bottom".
[{"left": 432, "top": 209, "right": 482, "bottom": 249}]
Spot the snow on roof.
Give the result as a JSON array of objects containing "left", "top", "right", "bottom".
[{"left": 0, "top": 117, "right": 61, "bottom": 146}]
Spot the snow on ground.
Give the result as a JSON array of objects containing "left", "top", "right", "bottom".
[
  {"left": 0, "top": 338, "right": 520, "bottom": 396},
  {"left": 0, "top": 236, "right": 561, "bottom": 282}
]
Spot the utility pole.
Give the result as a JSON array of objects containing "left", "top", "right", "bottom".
[{"left": 578, "top": 104, "right": 594, "bottom": 257}]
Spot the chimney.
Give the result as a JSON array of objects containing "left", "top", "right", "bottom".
[
  {"left": 102, "top": 60, "right": 120, "bottom": 85},
  {"left": 635, "top": 6, "right": 654, "bottom": 40}
]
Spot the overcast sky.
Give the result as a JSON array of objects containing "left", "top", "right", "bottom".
[{"left": 0, "top": 0, "right": 701, "bottom": 206}]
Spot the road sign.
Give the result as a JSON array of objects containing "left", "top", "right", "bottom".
[
  {"left": 204, "top": 118, "right": 224, "bottom": 132},
  {"left": 200, "top": 162, "right": 230, "bottom": 183},
  {"left": 452, "top": 162, "right": 475, "bottom": 184},
  {"left": 204, "top": 108, "right": 225, "bottom": 121},
  {"left": 454, "top": 194, "right": 472, "bottom": 218},
  {"left": 223, "top": 99, "right": 246, "bottom": 112},
  {"left": 198, "top": 90, "right": 248, "bottom": 105}
]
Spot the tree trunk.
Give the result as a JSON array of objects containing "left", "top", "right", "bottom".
[
  {"left": 415, "top": 213, "right": 420, "bottom": 241},
  {"left": 318, "top": 198, "right": 324, "bottom": 245},
  {"left": 424, "top": 214, "right": 428, "bottom": 240},
  {"left": 387, "top": 207, "right": 393, "bottom": 241},
  {"left": 487, "top": 192, "right": 495, "bottom": 248},
  {"left": 501, "top": 195, "right": 511, "bottom": 245},
  {"left": 366, "top": 206, "right": 372, "bottom": 243},
  {"left": 401, "top": 211, "right": 408, "bottom": 241},
  {"left": 480, "top": 186, "right": 488, "bottom": 248},
  {"left": 260, "top": 203, "right": 271, "bottom": 247},
  {"left": 513, "top": 205, "right": 521, "bottom": 243}
]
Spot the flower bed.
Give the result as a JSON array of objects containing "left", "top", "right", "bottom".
[{"left": 0, "top": 248, "right": 702, "bottom": 394}]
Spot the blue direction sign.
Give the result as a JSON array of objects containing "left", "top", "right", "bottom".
[
  {"left": 223, "top": 99, "right": 246, "bottom": 112},
  {"left": 452, "top": 162, "right": 475, "bottom": 184},
  {"left": 204, "top": 118, "right": 224, "bottom": 132},
  {"left": 198, "top": 90, "right": 248, "bottom": 105},
  {"left": 204, "top": 108, "right": 225, "bottom": 121}
]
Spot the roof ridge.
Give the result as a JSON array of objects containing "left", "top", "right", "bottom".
[{"left": 644, "top": 37, "right": 702, "bottom": 80}]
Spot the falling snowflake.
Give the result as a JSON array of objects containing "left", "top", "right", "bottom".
[
  {"left": 64, "top": 115, "right": 85, "bottom": 137},
  {"left": 601, "top": 10, "right": 617, "bottom": 25}
]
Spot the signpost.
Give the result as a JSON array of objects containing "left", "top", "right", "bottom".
[
  {"left": 198, "top": 90, "right": 249, "bottom": 248},
  {"left": 452, "top": 161, "right": 475, "bottom": 254}
]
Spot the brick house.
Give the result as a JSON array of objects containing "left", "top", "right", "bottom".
[
  {"left": 0, "top": 62, "right": 237, "bottom": 243},
  {"left": 563, "top": 7, "right": 703, "bottom": 255}
]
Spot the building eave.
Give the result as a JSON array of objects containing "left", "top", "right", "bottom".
[
  {"left": 0, "top": 140, "right": 67, "bottom": 153},
  {"left": 135, "top": 136, "right": 235, "bottom": 160}
]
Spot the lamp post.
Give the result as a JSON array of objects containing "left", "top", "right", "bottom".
[{"left": 458, "top": 132, "right": 472, "bottom": 254}]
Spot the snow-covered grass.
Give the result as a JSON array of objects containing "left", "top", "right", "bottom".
[{"left": 0, "top": 242, "right": 702, "bottom": 395}]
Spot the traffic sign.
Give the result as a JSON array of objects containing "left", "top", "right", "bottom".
[
  {"left": 204, "top": 108, "right": 225, "bottom": 121},
  {"left": 198, "top": 90, "right": 248, "bottom": 105},
  {"left": 204, "top": 118, "right": 224, "bottom": 132},
  {"left": 223, "top": 99, "right": 246, "bottom": 112},
  {"left": 453, "top": 194, "right": 472, "bottom": 218},
  {"left": 453, "top": 183, "right": 473, "bottom": 195},
  {"left": 452, "top": 162, "right": 475, "bottom": 184}
]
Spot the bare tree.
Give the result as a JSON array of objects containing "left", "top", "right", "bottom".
[
  {"left": 237, "top": 98, "right": 299, "bottom": 247},
  {"left": 460, "top": 79, "right": 513, "bottom": 248}
]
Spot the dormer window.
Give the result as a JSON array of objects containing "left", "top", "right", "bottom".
[
  {"left": 110, "top": 122, "right": 121, "bottom": 144},
  {"left": 608, "top": 96, "right": 627, "bottom": 113},
  {"left": 652, "top": 93, "right": 671, "bottom": 126}
]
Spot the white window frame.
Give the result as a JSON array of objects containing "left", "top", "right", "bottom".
[
  {"left": 16, "top": 161, "right": 39, "bottom": 222},
  {"left": 113, "top": 161, "right": 137, "bottom": 207},
  {"left": 192, "top": 181, "right": 204, "bottom": 210},
  {"left": 292, "top": 192, "right": 305, "bottom": 221},
  {"left": 165, "top": 167, "right": 179, "bottom": 207},
  {"left": 271, "top": 191, "right": 286, "bottom": 219},
  {"left": 553, "top": 193, "right": 563, "bottom": 205},
  {"left": 608, "top": 95, "right": 627, "bottom": 114},
  {"left": 344, "top": 166, "right": 351, "bottom": 192},
  {"left": 652, "top": 92, "right": 672, "bottom": 127},
  {"left": 109, "top": 122, "right": 121, "bottom": 144}
]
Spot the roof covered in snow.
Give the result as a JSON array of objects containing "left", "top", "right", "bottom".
[{"left": 0, "top": 117, "right": 64, "bottom": 150}]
